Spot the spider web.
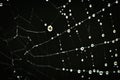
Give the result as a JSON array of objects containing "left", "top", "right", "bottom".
[{"left": 0, "top": 0, "right": 120, "bottom": 80}]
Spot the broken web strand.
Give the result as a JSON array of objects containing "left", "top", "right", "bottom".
[
  {"left": 12, "top": 0, "right": 119, "bottom": 62},
  {"left": 0, "top": 0, "right": 120, "bottom": 79}
]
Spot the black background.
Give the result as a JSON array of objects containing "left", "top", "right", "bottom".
[{"left": 0, "top": 0, "right": 120, "bottom": 80}]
